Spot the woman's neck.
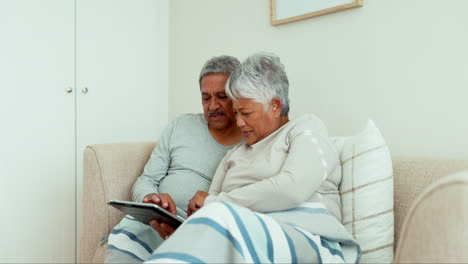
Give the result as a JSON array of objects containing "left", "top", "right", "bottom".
[{"left": 279, "top": 116, "right": 289, "bottom": 127}]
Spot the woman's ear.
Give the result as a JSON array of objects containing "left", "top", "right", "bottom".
[{"left": 271, "top": 97, "right": 282, "bottom": 117}]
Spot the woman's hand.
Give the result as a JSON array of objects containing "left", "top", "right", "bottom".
[
  {"left": 187, "top": 191, "right": 209, "bottom": 217},
  {"left": 143, "top": 193, "right": 177, "bottom": 215},
  {"left": 149, "top": 219, "right": 176, "bottom": 240}
]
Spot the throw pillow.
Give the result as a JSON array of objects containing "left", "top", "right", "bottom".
[{"left": 335, "top": 120, "right": 394, "bottom": 263}]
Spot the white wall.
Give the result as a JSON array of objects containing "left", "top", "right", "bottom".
[{"left": 169, "top": 0, "right": 468, "bottom": 159}]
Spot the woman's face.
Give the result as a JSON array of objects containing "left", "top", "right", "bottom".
[{"left": 233, "top": 98, "right": 279, "bottom": 145}]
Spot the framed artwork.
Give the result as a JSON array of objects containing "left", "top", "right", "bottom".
[{"left": 270, "top": 0, "right": 363, "bottom": 26}]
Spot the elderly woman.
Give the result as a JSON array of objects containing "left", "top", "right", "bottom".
[{"left": 145, "top": 53, "right": 360, "bottom": 263}]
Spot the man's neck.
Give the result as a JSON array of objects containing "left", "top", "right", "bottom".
[{"left": 208, "top": 125, "right": 242, "bottom": 146}]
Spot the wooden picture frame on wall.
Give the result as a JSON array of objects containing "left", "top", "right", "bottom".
[{"left": 270, "top": 0, "right": 363, "bottom": 26}]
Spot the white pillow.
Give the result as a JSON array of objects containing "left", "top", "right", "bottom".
[{"left": 333, "top": 120, "right": 394, "bottom": 263}]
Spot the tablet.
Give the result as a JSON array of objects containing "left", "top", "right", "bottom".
[{"left": 108, "top": 200, "right": 185, "bottom": 228}]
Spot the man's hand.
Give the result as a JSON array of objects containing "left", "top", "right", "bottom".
[
  {"left": 187, "top": 191, "right": 209, "bottom": 217},
  {"left": 143, "top": 193, "right": 177, "bottom": 215},
  {"left": 149, "top": 219, "right": 176, "bottom": 240}
]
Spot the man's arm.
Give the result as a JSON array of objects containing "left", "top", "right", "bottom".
[
  {"left": 131, "top": 119, "right": 175, "bottom": 202},
  {"left": 188, "top": 155, "right": 228, "bottom": 215}
]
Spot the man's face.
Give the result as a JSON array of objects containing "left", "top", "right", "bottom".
[{"left": 201, "top": 73, "right": 236, "bottom": 131}]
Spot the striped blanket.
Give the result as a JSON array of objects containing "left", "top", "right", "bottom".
[
  {"left": 140, "top": 201, "right": 361, "bottom": 263},
  {"left": 106, "top": 215, "right": 164, "bottom": 263}
]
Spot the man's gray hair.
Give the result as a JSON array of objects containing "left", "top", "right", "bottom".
[
  {"left": 227, "top": 52, "right": 290, "bottom": 117},
  {"left": 199, "top": 55, "right": 240, "bottom": 87}
]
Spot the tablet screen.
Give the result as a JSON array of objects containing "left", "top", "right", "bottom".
[{"left": 108, "top": 200, "right": 185, "bottom": 228}]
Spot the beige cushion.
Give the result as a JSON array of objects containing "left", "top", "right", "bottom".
[
  {"left": 337, "top": 120, "right": 394, "bottom": 263},
  {"left": 395, "top": 170, "right": 468, "bottom": 263}
]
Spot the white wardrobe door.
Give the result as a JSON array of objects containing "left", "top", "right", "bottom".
[
  {"left": 75, "top": 0, "right": 168, "bottom": 256},
  {"left": 0, "top": 1, "right": 76, "bottom": 263}
]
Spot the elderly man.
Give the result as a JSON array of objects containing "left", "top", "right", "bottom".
[{"left": 105, "top": 55, "right": 242, "bottom": 263}]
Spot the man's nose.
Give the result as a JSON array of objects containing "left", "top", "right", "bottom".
[{"left": 208, "top": 98, "right": 219, "bottom": 110}]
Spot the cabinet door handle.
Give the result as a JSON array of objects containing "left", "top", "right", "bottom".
[
  {"left": 82, "top": 87, "right": 88, "bottom": 94},
  {"left": 66, "top": 87, "right": 73, "bottom": 93}
]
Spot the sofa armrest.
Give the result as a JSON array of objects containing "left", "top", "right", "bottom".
[
  {"left": 395, "top": 170, "right": 468, "bottom": 263},
  {"left": 80, "top": 141, "right": 156, "bottom": 263},
  {"left": 392, "top": 156, "right": 468, "bottom": 247}
]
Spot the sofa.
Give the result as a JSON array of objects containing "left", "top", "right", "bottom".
[{"left": 80, "top": 142, "right": 468, "bottom": 263}]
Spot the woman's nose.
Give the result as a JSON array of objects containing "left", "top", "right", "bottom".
[{"left": 236, "top": 116, "right": 245, "bottom": 127}]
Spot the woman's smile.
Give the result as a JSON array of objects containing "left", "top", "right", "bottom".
[{"left": 242, "top": 130, "right": 252, "bottom": 138}]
